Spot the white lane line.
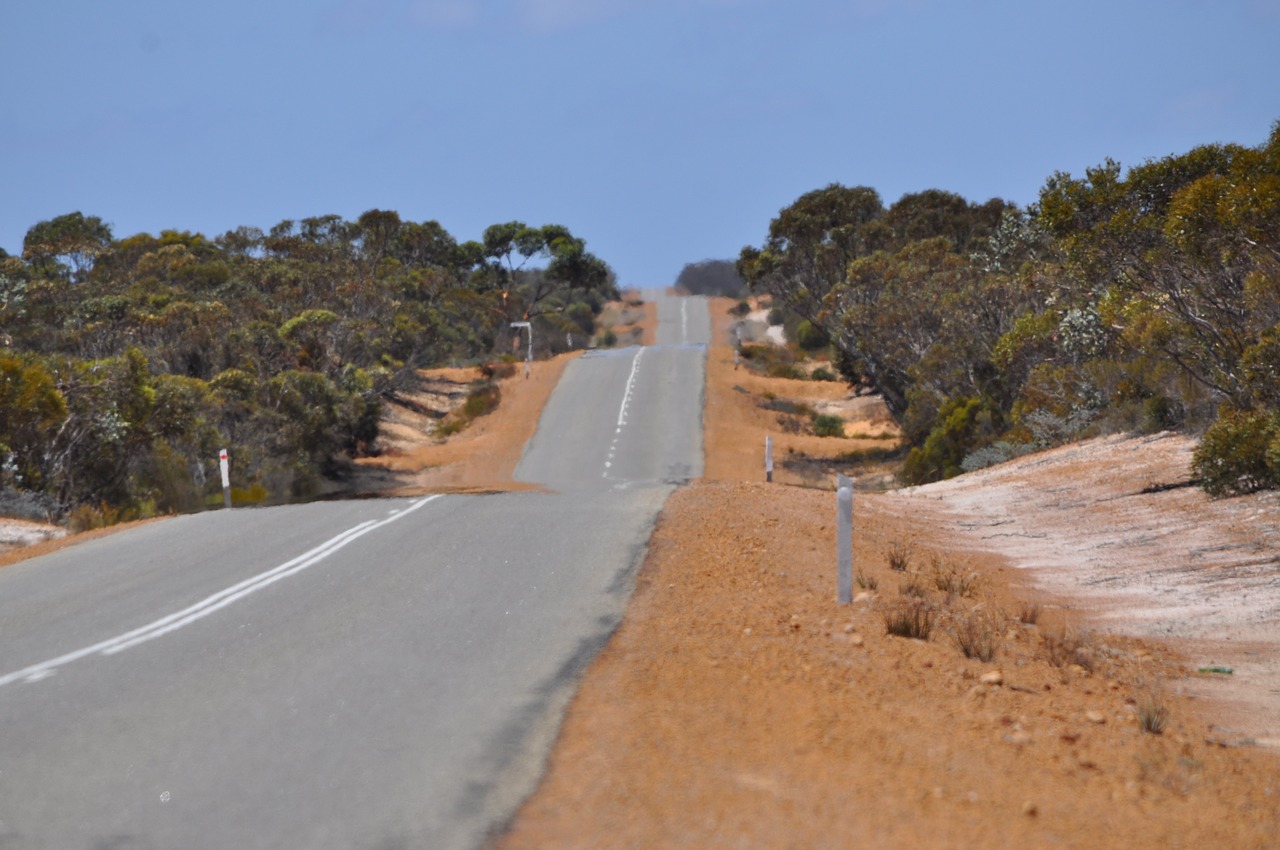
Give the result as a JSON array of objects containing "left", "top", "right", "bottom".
[
  {"left": 604, "top": 347, "right": 645, "bottom": 478},
  {"left": 0, "top": 495, "right": 443, "bottom": 687},
  {"left": 616, "top": 346, "right": 645, "bottom": 429}
]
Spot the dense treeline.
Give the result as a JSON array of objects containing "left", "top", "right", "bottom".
[
  {"left": 740, "top": 123, "right": 1280, "bottom": 494},
  {"left": 674, "top": 259, "right": 747, "bottom": 297},
  {"left": 0, "top": 210, "right": 616, "bottom": 520}
]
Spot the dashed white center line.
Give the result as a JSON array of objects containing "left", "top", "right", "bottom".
[{"left": 604, "top": 346, "right": 645, "bottom": 478}]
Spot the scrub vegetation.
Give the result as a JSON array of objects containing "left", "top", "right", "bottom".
[
  {"left": 0, "top": 211, "right": 616, "bottom": 519},
  {"left": 738, "top": 122, "right": 1280, "bottom": 495}
]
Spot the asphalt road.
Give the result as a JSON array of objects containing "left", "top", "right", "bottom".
[{"left": 0, "top": 291, "right": 708, "bottom": 850}]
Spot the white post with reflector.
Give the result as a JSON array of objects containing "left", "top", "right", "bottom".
[{"left": 219, "top": 449, "right": 231, "bottom": 509}]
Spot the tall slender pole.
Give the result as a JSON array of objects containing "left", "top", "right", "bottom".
[{"left": 837, "top": 474, "right": 853, "bottom": 604}]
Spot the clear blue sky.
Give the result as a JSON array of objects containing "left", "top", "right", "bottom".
[{"left": 3, "top": 0, "right": 1277, "bottom": 287}]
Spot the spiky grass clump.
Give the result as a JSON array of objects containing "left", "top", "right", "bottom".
[
  {"left": 931, "top": 562, "right": 979, "bottom": 598},
  {"left": 887, "top": 542, "right": 911, "bottom": 573},
  {"left": 951, "top": 609, "right": 1001, "bottom": 662},
  {"left": 1039, "top": 625, "right": 1095, "bottom": 671},
  {"left": 1137, "top": 687, "right": 1170, "bottom": 735},
  {"left": 884, "top": 598, "right": 936, "bottom": 640}
]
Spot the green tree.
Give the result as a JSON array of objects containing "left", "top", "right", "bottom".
[{"left": 23, "top": 212, "right": 114, "bottom": 281}]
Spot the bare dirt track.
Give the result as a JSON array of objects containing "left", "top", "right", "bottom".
[{"left": 492, "top": 296, "right": 1280, "bottom": 850}]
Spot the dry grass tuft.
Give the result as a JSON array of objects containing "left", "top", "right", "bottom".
[
  {"left": 883, "top": 598, "right": 936, "bottom": 640},
  {"left": 1018, "top": 602, "right": 1042, "bottom": 625},
  {"left": 1039, "top": 625, "right": 1096, "bottom": 671},
  {"left": 899, "top": 573, "right": 930, "bottom": 598},
  {"left": 931, "top": 561, "right": 979, "bottom": 598},
  {"left": 1137, "top": 685, "right": 1170, "bottom": 735},
  {"left": 950, "top": 608, "right": 1002, "bottom": 662},
  {"left": 887, "top": 541, "right": 911, "bottom": 572},
  {"left": 855, "top": 570, "right": 878, "bottom": 591}
]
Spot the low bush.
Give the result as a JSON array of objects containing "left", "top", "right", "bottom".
[
  {"left": 812, "top": 413, "right": 845, "bottom": 438},
  {"left": 1192, "top": 407, "right": 1280, "bottom": 496},
  {"left": 461, "top": 382, "right": 501, "bottom": 419}
]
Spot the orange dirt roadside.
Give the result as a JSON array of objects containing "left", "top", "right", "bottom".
[{"left": 492, "top": 297, "right": 1280, "bottom": 849}]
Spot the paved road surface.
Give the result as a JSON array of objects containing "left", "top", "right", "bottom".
[{"left": 0, "top": 291, "right": 708, "bottom": 849}]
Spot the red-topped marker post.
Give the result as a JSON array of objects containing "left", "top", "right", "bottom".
[{"left": 219, "top": 449, "right": 231, "bottom": 509}]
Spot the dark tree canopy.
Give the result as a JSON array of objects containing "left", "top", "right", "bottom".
[{"left": 674, "top": 259, "right": 746, "bottom": 297}]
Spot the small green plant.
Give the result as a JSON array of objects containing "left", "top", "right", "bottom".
[
  {"left": 887, "top": 541, "right": 911, "bottom": 572},
  {"left": 951, "top": 609, "right": 1001, "bottom": 662},
  {"left": 812, "top": 413, "right": 845, "bottom": 438},
  {"left": 596, "top": 327, "right": 618, "bottom": 348},
  {"left": 884, "top": 598, "right": 935, "bottom": 640},
  {"left": 810, "top": 367, "right": 838, "bottom": 382}
]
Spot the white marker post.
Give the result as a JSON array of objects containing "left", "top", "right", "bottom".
[
  {"left": 836, "top": 474, "right": 853, "bottom": 604},
  {"left": 765, "top": 435, "right": 774, "bottom": 483},
  {"left": 219, "top": 449, "right": 231, "bottom": 509}
]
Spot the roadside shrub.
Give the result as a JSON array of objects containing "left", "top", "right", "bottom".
[
  {"left": 1192, "top": 407, "right": 1280, "bottom": 496},
  {"left": 795, "top": 319, "right": 829, "bottom": 351},
  {"left": 596, "top": 327, "right": 617, "bottom": 348},
  {"left": 461, "top": 382, "right": 501, "bottom": 419},
  {"left": 902, "top": 396, "right": 1004, "bottom": 485},
  {"left": 739, "top": 344, "right": 802, "bottom": 379},
  {"left": 812, "top": 413, "right": 845, "bottom": 438},
  {"left": 855, "top": 570, "right": 878, "bottom": 591},
  {"left": 728, "top": 300, "right": 751, "bottom": 318},
  {"left": 1018, "top": 602, "right": 1041, "bottom": 625},
  {"left": 481, "top": 360, "right": 517, "bottom": 380},
  {"left": 1142, "top": 395, "right": 1184, "bottom": 433},
  {"left": 767, "top": 306, "right": 785, "bottom": 326},
  {"left": 809, "top": 367, "right": 838, "bottom": 382},
  {"left": 887, "top": 541, "right": 911, "bottom": 572}
]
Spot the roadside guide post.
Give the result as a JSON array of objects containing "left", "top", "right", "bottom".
[
  {"left": 510, "top": 321, "right": 532, "bottom": 378},
  {"left": 837, "top": 473, "right": 853, "bottom": 604},
  {"left": 219, "top": 448, "right": 232, "bottom": 509},
  {"left": 765, "top": 435, "right": 774, "bottom": 483}
]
